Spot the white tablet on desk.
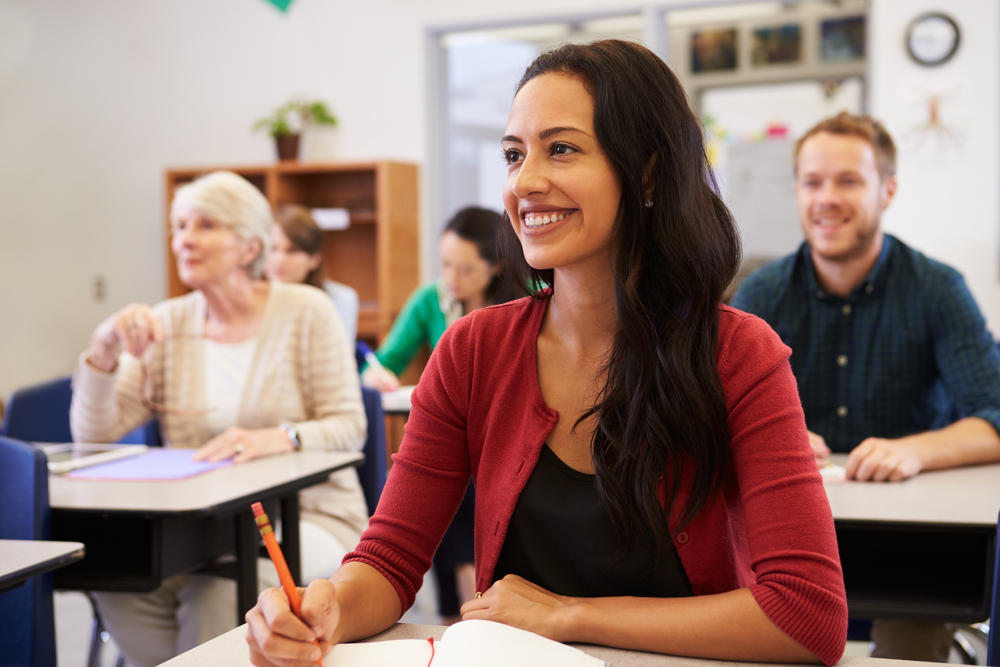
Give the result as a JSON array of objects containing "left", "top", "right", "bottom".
[{"left": 39, "top": 443, "right": 149, "bottom": 474}]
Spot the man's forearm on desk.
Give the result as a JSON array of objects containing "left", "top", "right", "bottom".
[
  {"left": 907, "top": 416, "right": 1000, "bottom": 470},
  {"left": 846, "top": 416, "right": 1000, "bottom": 480}
]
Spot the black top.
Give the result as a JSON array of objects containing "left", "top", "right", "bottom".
[{"left": 493, "top": 444, "right": 693, "bottom": 598}]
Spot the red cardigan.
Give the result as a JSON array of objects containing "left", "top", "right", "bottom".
[{"left": 345, "top": 295, "right": 847, "bottom": 665}]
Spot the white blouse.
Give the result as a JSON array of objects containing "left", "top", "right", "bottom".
[{"left": 203, "top": 337, "right": 257, "bottom": 437}]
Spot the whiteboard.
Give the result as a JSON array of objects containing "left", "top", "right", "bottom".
[{"left": 704, "top": 78, "right": 864, "bottom": 262}]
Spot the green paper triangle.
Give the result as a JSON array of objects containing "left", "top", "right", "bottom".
[{"left": 263, "top": 0, "right": 295, "bottom": 13}]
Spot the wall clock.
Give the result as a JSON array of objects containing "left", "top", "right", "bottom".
[{"left": 906, "top": 12, "right": 960, "bottom": 66}]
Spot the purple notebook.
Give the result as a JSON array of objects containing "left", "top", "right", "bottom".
[{"left": 65, "top": 448, "right": 233, "bottom": 481}]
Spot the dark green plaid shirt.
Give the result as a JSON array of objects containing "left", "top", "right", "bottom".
[{"left": 731, "top": 234, "right": 1000, "bottom": 453}]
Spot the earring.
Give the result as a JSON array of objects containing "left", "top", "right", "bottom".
[{"left": 644, "top": 199, "right": 654, "bottom": 208}]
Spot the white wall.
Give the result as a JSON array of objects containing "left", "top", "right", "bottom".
[
  {"left": 870, "top": 0, "right": 1000, "bottom": 330},
  {"left": 1, "top": 0, "right": 998, "bottom": 400},
  {"left": 0, "top": 0, "right": 644, "bottom": 399}
]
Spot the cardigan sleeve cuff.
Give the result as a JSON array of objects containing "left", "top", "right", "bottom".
[
  {"left": 751, "top": 578, "right": 848, "bottom": 666},
  {"left": 295, "top": 420, "right": 323, "bottom": 451},
  {"left": 72, "top": 352, "right": 119, "bottom": 406},
  {"left": 343, "top": 540, "right": 423, "bottom": 615}
]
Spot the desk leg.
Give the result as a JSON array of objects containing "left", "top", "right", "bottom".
[
  {"left": 235, "top": 510, "right": 259, "bottom": 618},
  {"left": 280, "top": 494, "right": 302, "bottom": 585}
]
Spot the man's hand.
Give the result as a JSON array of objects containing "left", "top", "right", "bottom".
[
  {"left": 845, "top": 438, "right": 922, "bottom": 482},
  {"left": 806, "top": 430, "right": 831, "bottom": 467}
]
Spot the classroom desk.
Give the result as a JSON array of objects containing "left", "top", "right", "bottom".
[
  {"left": 47, "top": 450, "right": 363, "bottom": 617},
  {"left": 825, "top": 454, "right": 1000, "bottom": 622},
  {"left": 160, "top": 621, "right": 932, "bottom": 667},
  {"left": 381, "top": 385, "right": 414, "bottom": 464},
  {"left": 0, "top": 539, "right": 85, "bottom": 593}
]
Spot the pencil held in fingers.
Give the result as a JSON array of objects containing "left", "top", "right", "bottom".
[{"left": 252, "top": 502, "right": 323, "bottom": 666}]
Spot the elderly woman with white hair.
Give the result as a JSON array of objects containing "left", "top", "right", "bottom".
[{"left": 70, "top": 171, "right": 368, "bottom": 667}]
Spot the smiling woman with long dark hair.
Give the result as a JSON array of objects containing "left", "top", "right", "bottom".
[{"left": 245, "top": 40, "right": 847, "bottom": 667}]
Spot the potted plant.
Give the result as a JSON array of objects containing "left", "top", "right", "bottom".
[{"left": 253, "top": 99, "right": 338, "bottom": 161}]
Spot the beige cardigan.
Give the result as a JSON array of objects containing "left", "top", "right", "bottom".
[{"left": 70, "top": 281, "right": 369, "bottom": 547}]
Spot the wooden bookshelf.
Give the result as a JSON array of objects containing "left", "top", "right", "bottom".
[{"left": 164, "top": 161, "right": 420, "bottom": 343}]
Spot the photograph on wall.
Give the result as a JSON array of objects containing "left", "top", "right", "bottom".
[
  {"left": 820, "top": 15, "right": 865, "bottom": 62},
  {"left": 691, "top": 28, "right": 738, "bottom": 73},
  {"left": 751, "top": 24, "right": 802, "bottom": 65}
]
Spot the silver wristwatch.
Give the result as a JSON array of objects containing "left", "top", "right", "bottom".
[{"left": 278, "top": 423, "right": 300, "bottom": 451}]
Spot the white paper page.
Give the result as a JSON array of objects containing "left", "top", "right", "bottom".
[
  {"left": 325, "top": 637, "right": 430, "bottom": 666},
  {"left": 820, "top": 463, "right": 846, "bottom": 482},
  {"left": 381, "top": 385, "right": 416, "bottom": 412},
  {"left": 434, "top": 620, "right": 606, "bottom": 667}
]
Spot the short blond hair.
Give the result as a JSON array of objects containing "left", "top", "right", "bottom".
[
  {"left": 170, "top": 171, "right": 273, "bottom": 278},
  {"left": 794, "top": 112, "right": 897, "bottom": 180}
]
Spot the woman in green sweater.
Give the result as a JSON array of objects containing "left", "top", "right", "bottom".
[
  {"left": 362, "top": 206, "right": 519, "bottom": 389},
  {"left": 362, "top": 205, "right": 523, "bottom": 622}
]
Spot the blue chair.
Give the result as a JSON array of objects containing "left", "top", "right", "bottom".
[
  {"left": 357, "top": 386, "right": 387, "bottom": 515},
  {"left": 2, "top": 376, "right": 156, "bottom": 667},
  {"left": 1, "top": 376, "right": 160, "bottom": 447},
  {"left": 1, "top": 377, "right": 74, "bottom": 443},
  {"left": 0, "top": 436, "right": 56, "bottom": 667},
  {"left": 988, "top": 509, "right": 1000, "bottom": 665}
]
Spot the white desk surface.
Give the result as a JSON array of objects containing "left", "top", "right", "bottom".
[
  {"left": 161, "top": 622, "right": 937, "bottom": 667},
  {"left": 824, "top": 454, "right": 1000, "bottom": 526},
  {"left": 49, "top": 450, "right": 363, "bottom": 515},
  {"left": 0, "top": 539, "right": 85, "bottom": 590},
  {"left": 381, "top": 385, "right": 415, "bottom": 414}
]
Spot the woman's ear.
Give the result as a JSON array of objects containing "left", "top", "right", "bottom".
[
  {"left": 642, "top": 153, "right": 658, "bottom": 202},
  {"left": 242, "top": 238, "right": 263, "bottom": 270},
  {"left": 308, "top": 252, "right": 323, "bottom": 272}
]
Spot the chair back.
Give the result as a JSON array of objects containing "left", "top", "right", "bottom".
[
  {"left": 1, "top": 375, "right": 161, "bottom": 447},
  {"left": 1, "top": 377, "right": 73, "bottom": 443},
  {"left": 0, "top": 436, "right": 56, "bottom": 667},
  {"left": 357, "top": 386, "right": 387, "bottom": 516},
  {"left": 989, "top": 509, "right": 1000, "bottom": 665}
]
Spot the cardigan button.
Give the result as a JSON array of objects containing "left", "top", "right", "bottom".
[{"left": 676, "top": 532, "right": 689, "bottom": 544}]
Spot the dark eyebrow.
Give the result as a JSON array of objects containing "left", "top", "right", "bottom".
[
  {"left": 501, "top": 126, "right": 589, "bottom": 144},
  {"left": 541, "top": 126, "right": 587, "bottom": 139}
]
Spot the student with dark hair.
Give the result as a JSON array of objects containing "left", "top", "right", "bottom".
[
  {"left": 361, "top": 205, "right": 516, "bottom": 392},
  {"left": 246, "top": 40, "right": 847, "bottom": 667},
  {"left": 362, "top": 205, "right": 519, "bottom": 623}
]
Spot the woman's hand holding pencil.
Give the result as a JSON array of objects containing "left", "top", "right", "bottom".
[
  {"left": 246, "top": 503, "right": 403, "bottom": 666},
  {"left": 247, "top": 502, "right": 335, "bottom": 667},
  {"left": 246, "top": 579, "right": 341, "bottom": 667}
]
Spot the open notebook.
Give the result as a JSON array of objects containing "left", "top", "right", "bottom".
[{"left": 329, "top": 620, "right": 608, "bottom": 667}]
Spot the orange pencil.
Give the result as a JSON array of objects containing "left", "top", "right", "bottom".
[{"left": 251, "top": 502, "right": 323, "bottom": 667}]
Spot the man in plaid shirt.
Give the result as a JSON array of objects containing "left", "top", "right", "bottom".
[{"left": 732, "top": 112, "right": 1000, "bottom": 661}]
